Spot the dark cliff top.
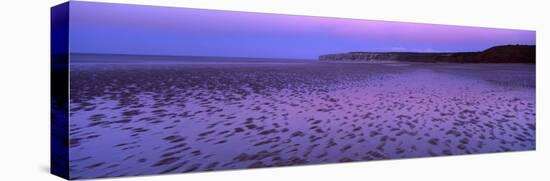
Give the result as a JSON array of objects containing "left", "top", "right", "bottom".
[{"left": 319, "top": 45, "right": 535, "bottom": 63}]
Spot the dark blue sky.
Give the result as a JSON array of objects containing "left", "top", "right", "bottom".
[{"left": 69, "top": 1, "right": 535, "bottom": 59}]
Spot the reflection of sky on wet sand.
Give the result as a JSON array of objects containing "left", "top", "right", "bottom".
[{"left": 68, "top": 62, "right": 535, "bottom": 179}]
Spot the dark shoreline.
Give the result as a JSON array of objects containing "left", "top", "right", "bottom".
[{"left": 69, "top": 44, "right": 535, "bottom": 64}]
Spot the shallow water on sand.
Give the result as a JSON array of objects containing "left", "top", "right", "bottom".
[{"left": 68, "top": 62, "right": 535, "bottom": 179}]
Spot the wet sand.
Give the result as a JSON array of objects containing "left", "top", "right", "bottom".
[{"left": 68, "top": 62, "right": 535, "bottom": 179}]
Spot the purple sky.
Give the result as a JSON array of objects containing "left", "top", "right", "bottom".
[{"left": 69, "top": 1, "right": 535, "bottom": 59}]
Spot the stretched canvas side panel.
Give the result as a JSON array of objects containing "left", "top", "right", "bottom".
[{"left": 51, "top": 2, "right": 70, "bottom": 180}]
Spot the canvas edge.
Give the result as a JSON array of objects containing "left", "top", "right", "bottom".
[{"left": 51, "top": 1, "right": 71, "bottom": 180}]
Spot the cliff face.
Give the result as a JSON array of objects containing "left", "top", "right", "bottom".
[{"left": 319, "top": 45, "right": 535, "bottom": 63}]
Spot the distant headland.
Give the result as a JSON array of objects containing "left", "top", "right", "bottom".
[{"left": 319, "top": 45, "right": 535, "bottom": 63}]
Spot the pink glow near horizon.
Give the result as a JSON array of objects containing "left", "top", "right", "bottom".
[{"left": 69, "top": 1, "right": 535, "bottom": 58}]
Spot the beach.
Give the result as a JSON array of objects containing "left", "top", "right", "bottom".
[{"left": 68, "top": 61, "right": 535, "bottom": 179}]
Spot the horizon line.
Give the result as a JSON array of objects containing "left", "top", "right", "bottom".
[{"left": 67, "top": 44, "right": 535, "bottom": 60}]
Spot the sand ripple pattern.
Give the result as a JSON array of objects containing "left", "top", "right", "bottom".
[{"left": 68, "top": 62, "right": 535, "bottom": 179}]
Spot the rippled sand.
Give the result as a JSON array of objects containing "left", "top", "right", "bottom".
[{"left": 68, "top": 62, "right": 535, "bottom": 179}]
